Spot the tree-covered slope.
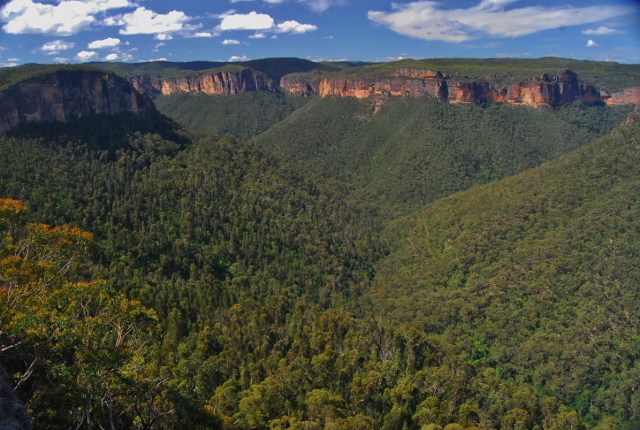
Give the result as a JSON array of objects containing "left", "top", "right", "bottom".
[
  {"left": 254, "top": 96, "right": 634, "bottom": 218},
  {"left": 154, "top": 91, "right": 311, "bottom": 139},
  {"left": 0, "top": 110, "right": 610, "bottom": 430},
  {"left": 369, "top": 111, "right": 640, "bottom": 428}
]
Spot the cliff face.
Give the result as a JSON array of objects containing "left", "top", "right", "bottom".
[
  {"left": 281, "top": 68, "right": 640, "bottom": 108},
  {"left": 131, "top": 69, "right": 274, "bottom": 96},
  {"left": 317, "top": 77, "right": 447, "bottom": 100},
  {"left": 279, "top": 75, "right": 320, "bottom": 97},
  {"left": 0, "top": 71, "right": 151, "bottom": 133}
]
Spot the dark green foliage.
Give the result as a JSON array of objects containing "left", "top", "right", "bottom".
[
  {"left": 255, "top": 96, "right": 633, "bottom": 219},
  {"left": 370, "top": 119, "right": 640, "bottom": 428},
  {"left": 154, "top": 91, "right": 311, "bottom": 139},
  {"left": 1, "top": 64, "right": 639, "bottom": 428}
]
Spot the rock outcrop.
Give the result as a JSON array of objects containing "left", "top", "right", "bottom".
[
  {"left": 279, "top": 75, "right": 320, "bottom": 97},
  {"left": 0, "top": 364, "right": 31, "bottom": 430},
  {"left": 606, "top": 87, "right": 640, "bottom": 106},
  {"left": 130, "top": 69, "right": 274, "bottom": 96},
  {"left": 281, "top": 68, "right": 640, "bottom": 108},
  {"left": 317, "top": 77, "right": 448, "bottom": 100},
  {"left": 0, "top": 70, "right": 152, "bottom": 133}
]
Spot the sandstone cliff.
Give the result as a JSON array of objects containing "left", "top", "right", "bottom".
[
  {"left": 130, "top": 69, "right": 274, "bottom": 96},
  {"left": 280, "top": 68, "right": 640, "bottom": 108},
  {"left": 0, "top": 70, "right": 151, "bottom": 133}
]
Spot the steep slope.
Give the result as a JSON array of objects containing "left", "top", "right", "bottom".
[
  {"left": 0, "top": 66, "right": 152, "bottom": 133},
  {"left": 369, "top": 110, "right": 640, "bottom": 428},
  {"left": 254, "top": 95, "right": 634, "bottom": 218},
  {"left": 153, "top": 91, "right": 311, "bottom": 139}
]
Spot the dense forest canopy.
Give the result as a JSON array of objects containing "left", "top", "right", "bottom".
[{"left": 0, "top": 59, "right": 639, "bottom": 429}]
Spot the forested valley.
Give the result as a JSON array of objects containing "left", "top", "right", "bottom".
[{"left": 1, "top": 60, "right": 639, "bottom": 430}]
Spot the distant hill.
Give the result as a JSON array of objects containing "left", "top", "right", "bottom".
[{"left": 92, "top": 57, "right": 365, "bottom": 81}]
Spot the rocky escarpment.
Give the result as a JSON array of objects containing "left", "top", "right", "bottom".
[
  {"left": 0, "top": 71, "right": 151, "bottom": 133},
  {"left": 281, "top": 68, "right": 640, "bottom": 108},
  {"left": 279, "top": 75, "right": 320, "bottom": 97},
  {"left": 130, "top": 69, "right": 275, "bottom": 96}
]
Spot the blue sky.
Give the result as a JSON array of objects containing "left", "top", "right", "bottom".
[{"left": 0, "top": 0, "right": 639, "bottom": 67}]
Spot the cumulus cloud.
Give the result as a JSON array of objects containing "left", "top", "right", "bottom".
[
  {"left": 229, "top": 55, "right": 249, "bottom": 61},
  {"left": 110, "top": 7, "right": 192, "bottom": 36},
  {"left": 53, "top": 57, "right": 68, "bottom": 63},
  {"left": 249, "top": 32, "right": 266, "bottom": 38},
  {"left": 1, "top": 0, "right": 132, "bottom": 35},
  {"left": 274, "top": 20, "right": 317, "bottom": 34},
  {"left": 194, "top": 32, "right": 213, "bottom": 37},
  {"left": 155, "top": 33, "right": 173, "bottom": 40},
  {"left": 140, "top": 57, "right": 167, "bottom": 62},
  {"left": 40, "top": 40, "right": 75, "bottom": 55},
  {"left": 582, "top": 26, "right": 625, "bottom": 36},
  {"left": 586, "top": 39, "right": 599, "bottom": 47},
  {"left": 220, "top": 11, "right": 317, "bottom": 35},
  {"left": 368, "top": 1, "right": 634, "bottom": 43},
  {"left": 75, "top": 50, "right": 98, "bottom": 61},
  {"left": 104, "top": 52, "right": 119, "bottom": 60},
  {"left": 222, "top": 39, "right": 240, "bottom": 44},
  {"left": 0, "top": 62, "right": 18, "bottom": 67},
  {"left": 88, "top": 37, "right": 120, "bottom": 49},
  {"left": 220, "top": 12, "right": 274, "bottom": 30}
]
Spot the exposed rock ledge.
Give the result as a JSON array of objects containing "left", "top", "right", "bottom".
[
  {"left": 0, "top": 364, "right": 31, "bottom": 430},
  {"left": 282, "top": 68, "right": 640, "bottom": 108},
  {"left": 130, "top": 69, "right": 275, "bottom": 96},
  {"left": 0, "top": 71, "right": 152, "bottom": 133}
]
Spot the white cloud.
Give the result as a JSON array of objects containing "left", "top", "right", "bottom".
[
  {"left": 7, "top": 57, "right": 18, "bottom": 61},
  {"left": 229, "top": 55, "right": 249, "bottom": 61},
  {"left": 586, "top": 39, "right": 599, "bottom": 47},
  {"left": 194, "top": 31, "right": 213, "bottom": 37},
  {"left": 40, "top": 40, "right": 75, "bottom": 53},
  {"left": 220, "top": 11, "right": 317, "bottom": 35},
  {"left": 140, "top": 57, "right": 167, "bottom": 62},
  {"left": 220, "top": 12, "right": 274, "bottom": 30},
  {"left": 0, "top": 62, "right": 18, "bottom": 67},
  {"left": 298, "top": 0, "right": 342, "bottom": 12},
  {"left": 582, "top": 26, "right": 625, "bottom": 36},
  {"left": 222, "top": 39, "right": 240, "bottom": 44},
  {"left": 368, "top": 1, "right": 634, "bottom": 43},
  {"left": 1, "top": 0, "right": 133, "bottom": 35},
  {"left": 88, "top": 37, "right": 120, "bottom": 49},
  {"left": 153, "top": 42, "right": 165, "bottom": 50},
  {"left": 155, "top": 33, "right": 173, "bottom": 40},
  {"left": 75, "top": 50, "right": 98, "bottom": 61},
  {"left": 112, "top": 7, "right": 191, "bottom": 36},
  {"left": 260, "top": 0, "right": 343, "bottom": 12},
  {"left": 104, "top": 52, "right": 119, "bottom": 60},
  {"left": 274, "top": 20, "right": 317, "bottom": 34},
  {"left": 53, "top": 57, "right": 68, "bottom": 63}
]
